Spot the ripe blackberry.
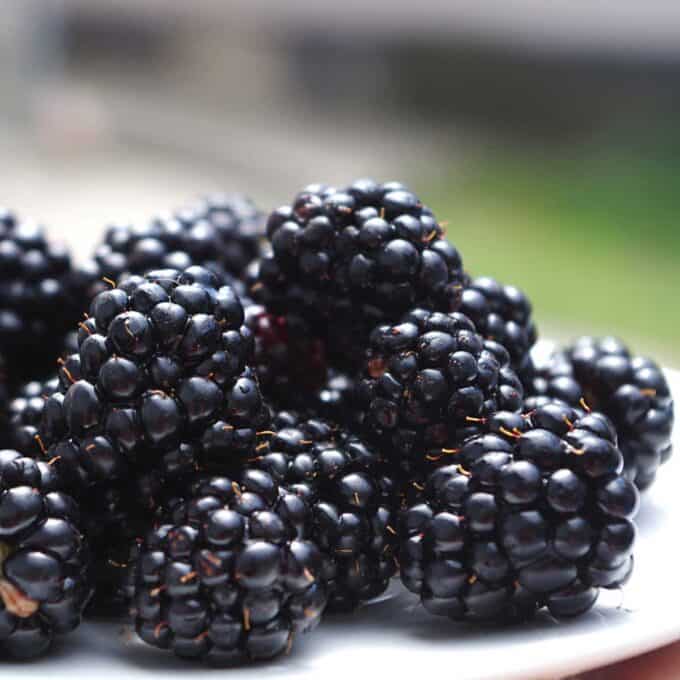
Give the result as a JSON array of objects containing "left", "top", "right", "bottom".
[
  {"left": 252, "top": 180, "right": 465, "bottom": 371},
  {"left": 254, "top": 413, "right": 398, "bottom": 611},
  {"left": 0, "top": 450, "right": 92, "bottom": 658},
  {"left": 460, "top": 276, "right": 537, "bottom": 387},
  {"left": 0, "top": 208, "right": 81, "bottom": 384},
  {"left": 355, "top": 308, "right": 524, "bottom": 479},
  {"left": 131, "top": 470, "right": 326, "bottom": 665},
  {"left": 530, "top": 337, "right": 674, "bottom": 489},
  {"left": 400, "top": 401, "right": 638, "bottom": 623},
  {"left": 38, "top": 267, "right": 271, "bottom": 606},
  {"left": 78, "top": 194, "right": 263, "bottom": 301}
]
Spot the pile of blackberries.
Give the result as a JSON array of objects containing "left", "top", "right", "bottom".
[{"left": 0, "top": 182, "right": 673, "bottom": 663}]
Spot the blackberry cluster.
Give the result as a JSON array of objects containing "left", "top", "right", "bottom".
[
  {"left": 37, "top": 267, "right": 270, "bottom": 606},
  {"left": 400, "top": 401, "right": 638, "bottom": 622},
  {"left": 251, "top": 180, "right": 465, "bottom": 371},
  {"left": 2, "top": 178, "right": 672, "bottom": 664},
  {"left": 131, "top": 470, "right": 326, "bottom": 665},
  {"left": 0, "top": 450, "right": 92, "bottom": 658},
  {"left": 0, "top": 208, "right": 80, "bottom": 384},
  {"left": 460, "top": 276, "right": 537, "bottom": 388},
  {"left": 531, "top": 337, "right": 674, "bottom": 489},
  {"left": 355, "top": 308, "right": 524, "bottom": 479},
  {"left": 254, "top": 413, "right": 398, "bottom": 611},
  {"left": 79, "top": 194, "right": 263, "bottom": 301}
]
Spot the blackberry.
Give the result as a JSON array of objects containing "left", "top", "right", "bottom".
[
  {"left": 78, "top": 194, "right": 263, "bottom": 301},
  {"left": 530, "top": 337, "right": 674, "bottom": 489},
  {"left": 400, "top": 401, "right": 638, "bottom": 623},
  {"left": 38, "top": 267, "right": 271, "bottom": 606},
  {"left": 0, "top": 208, "right": 81, "bottom": 384},
  {"left": 355, "top": 308, "right": 524, "bottom": 479},
  {"left": 0, "top": 450, "right": 92, "bottom": 658},
  {"left": 460, "top": 276, "right": 537, "bottom": 387},
  {"left": 131, "top": 470, "right": 326, "bottom": 665},
  {"left": 254, "top": 413, "right": 399, "bottom": 611},
  {"left": 252, "top": 180, "right": 465, "bottom": 371}
]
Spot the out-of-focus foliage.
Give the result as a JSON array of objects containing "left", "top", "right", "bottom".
[{"left": 425, "top": 133, "right": 680, "bottom": 361}]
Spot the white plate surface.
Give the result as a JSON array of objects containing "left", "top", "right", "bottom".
[{"left": 9, "top": 371, "right": 679, "bottom": 680}]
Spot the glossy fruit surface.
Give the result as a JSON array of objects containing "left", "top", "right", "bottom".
[
  {"left": 254, "top": 413, "right": 398, "bottom": 611},
  {"left": 0, "top": 449, "right": 91, "bottom": 658},
  {"left": 400, "top": 401, "right": 638, "bottom": 623},
  {"left": 131, "top": 470, "right": 326, "bottom": 665},
  {"left": 531, "top": 336, "right": 674, "bottom": 489},
  {"left": 355, "top": 307, "right": 524, "bottom": 479}
]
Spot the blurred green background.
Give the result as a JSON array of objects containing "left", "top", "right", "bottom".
[
  {"left": 1, "top": 2, "right": 679, "bottom": 364},
  {"left": 425, "top": 133, "right": 680, "bottom": 363}
]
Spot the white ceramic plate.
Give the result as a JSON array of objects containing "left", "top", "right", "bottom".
[{"left": 10, "top": 371, "right": 679, "bottom": 680}]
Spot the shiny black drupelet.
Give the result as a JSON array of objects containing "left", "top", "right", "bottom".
[
  {"left": 400, "top": 401, "right": 638, "bottom": 623},
  {"left": 253, "top": 413, "right": 399, "bottom": 611},
  {"left": 0, "top": 450, "right": 91, "bottom": 658},
  {"left": 130, "top": 470, "right": 326, "bottom": 665},
  {"left": 530, "top": 336, "right": 674, "bottom": 489}
]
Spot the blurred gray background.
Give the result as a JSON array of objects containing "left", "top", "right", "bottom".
[{"left": 2, "top": 1, "right": 680, "bottom": 361}]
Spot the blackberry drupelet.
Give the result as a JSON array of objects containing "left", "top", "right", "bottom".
[
  {"left": 131, "top": 470, "right": 326, "bottom": 665},
  {"left": 400, "top": 401, "right": 638, "bottom": 623},
  {"left": 460, "top": 276, "right": 537, "bottom": 388},
  {"left": 39, "top": 266, "right": 271, "bottom": 606},
  {"left": 304, "top": 371, "right": 357, "bottom": 427},
  {"left": 78, "top": 194, "right": 263, "bottom": 301},
  {"left": 0, "top": 208, "right": 81, "bottom": 384},
  {"left": 531, "top": 336, "right": 674, "bottom": 489},
  {"left": 0, "top": 449, "right": 92, "bottom": 658},
  {"left": 355, "top": 308, "right": 524, "bottom": 479},
  {"left": 254, "top": 413, "right": 398, "bottom": 611},
  {"left": 252, "top": 180, "right": 465, "bottom": 371}
]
